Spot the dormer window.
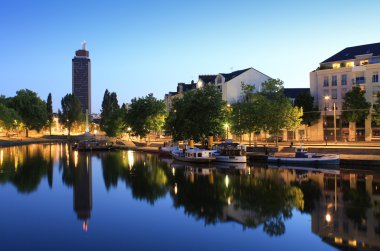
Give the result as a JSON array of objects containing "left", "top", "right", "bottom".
[
  {"left": 332, "top": 63, "right": 340, "bottom": 69},
  {"left": 360, "top": 60, "right": 368, "bottom": 66},
  {"left": 346, "top": 62, "right": 354, "bottom": 68},
  {"left": 216, "top": 75, "right": 222, "bottom": 84}
]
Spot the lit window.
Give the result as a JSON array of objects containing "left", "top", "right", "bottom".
[
  {"left": 373, "top": 72, "right": 379, "bottom": 83},
  {"left": 341, "top": 74, "right": 347, "bottom": 85},
  {"left": 332, "top": 76, "right": 337, "bottom": 86},
  {"left": 323, "top": 76, "right": 329, "bottom": 87},
  {"left": 360, "top": 60, "right": 369, "bottom": 65},
  {"left": 346, "top": 62, "right": 354, "bottom": 68},
  {"left": 332, "top": 63, "right": 340, "bottom": 69}
]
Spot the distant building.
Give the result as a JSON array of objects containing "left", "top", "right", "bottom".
[
  {"left": 310, "top": 42, "right": 380, "bottom": 141},
  {"left": 164, "top": 81, "right": 197, "bottom": 112},
  {"left": 197, "top": 68, "right": 271, "bottom": 104},
  {"left": 72, "top": 41, "right": 91, "bottom": 114}
]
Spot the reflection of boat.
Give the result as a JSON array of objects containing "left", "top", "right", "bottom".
[
  {"left": 73, "top": 140, "right": 113, "bottom": 151},
  {"left": 267, "top": 164, "right": 340, "bottom": 175},
  {"left": 213, "top": 143, "right": 247, "bottom": 163},
  {"left": 267, "top": 147, "right": 340, "bottom": 165},
  {"left": 171, "top": 148, "right": 215, "bottom": 163},
  {"left": 213, "top": 162, "right": 247, "bottom": 170}
]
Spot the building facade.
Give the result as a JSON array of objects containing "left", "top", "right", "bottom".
[
  {"left": 310, "top": 42, "right": 380, "bottom": 141},
  {"left": 72, "top": 41, "right": 91, "bottom": 114},
  {"left": 164, "top": 81, "right": 197, "bottom": 113},
  {"left": 197, "top": 68, "right": 271, "bottom": 104}
]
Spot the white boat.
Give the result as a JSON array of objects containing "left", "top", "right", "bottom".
[
  {"left": 267, "top": 147, "right": 340, "bottom": 165},
  {"left": 213, "top": 143, "right": 247, "bottom": 163},
  {"left": 171, "top": 147, "right": 215, "bottom": 163}
]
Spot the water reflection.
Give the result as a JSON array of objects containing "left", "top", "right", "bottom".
[{"left": 0, "top": 144, "right": 380, "bottom": 250}]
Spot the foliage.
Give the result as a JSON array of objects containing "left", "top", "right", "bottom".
[
  {"left": 240, "top": 82, "right": 255, "bottom": 102},
  {"left": 126, "top": 93, "right": 166, "bottom": 139},
  {"left": 100, "top": 89, "right": 125, "bottom": 137},
  {"left": 342, "top": 87, "right": 371, "bottom": 123},
  {"left": 0, "top": 103, "right": 21, "bottom": 132},
  {"left": 58, "top": 94, "right": 83, "bottom": 136},
  {"left": 11, "top": 89, "right": 48, "bottom": 137},
  {"left": 284, "top": 105, "right": 303, "bottom": 133},
  {"left": 46, "top": 93, "right": 53, "bottom": 135},
  {"left": 164, "top": 85, "right": 227, "bottom": 142},
  {"left": 294, "top": 92, "right": 320, "bottom": 126},
  {"left": 255, "top": 79, "right": 294, "bottom": 145},
  {"left": 374, "top": 92, "right": 380, "bottom": 126}
]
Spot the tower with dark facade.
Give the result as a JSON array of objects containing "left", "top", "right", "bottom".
[{"left": 72, "top": 41, "right": 91, "bottom": 114}]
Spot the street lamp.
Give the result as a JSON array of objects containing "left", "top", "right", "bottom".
[
  {"left": 333, "top": 102, "right": 337, "bottom": 144},
  {"left": 324, "top": 96, "right": 330, "bottom": 145}
]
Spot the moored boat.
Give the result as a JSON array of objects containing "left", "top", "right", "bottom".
[
  {"left": 267, "top": 147, "right": 340, "bottom": 165},
  {"left": 171, "top": 147, "right": 215, "bottom": 163},
  {"left": 74, "top": 139, "right": 113, "bottom": 151},
  {"left": 213, "top": 143, "right": 247, "bottom": 163}
]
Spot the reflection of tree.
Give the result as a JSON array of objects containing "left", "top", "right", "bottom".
[
  {"left": 292, "top": 180, "right": 321, "bottom": 213},
  {"left": 0, "top": 146, "right": 50, "bottom": 193},
  {"left": 231, "top": 174, "right": 303, "bottom": 236},
  {"left": 100, "top": 152, "right": 168, "bottom": 205},
  {"left": 342, "top": 181, "right": 371, "bottom": 226},
  {"left": 170, "top": 169, "right": 226, "bottom": 225}
]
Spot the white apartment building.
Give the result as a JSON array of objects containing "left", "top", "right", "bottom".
[
  {"left": 310, "top": 42, "right": 380, "bottom": 141},
  {"left": 197, "top": 68, "right": 271, "bottom": 104}
]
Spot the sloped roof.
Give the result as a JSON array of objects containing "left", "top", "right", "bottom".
[
  {"left": 198, "top": 75, "right": 217, "bottom": 84},
  {"left": 221, "top": 68, "right": 251, "bottom": 81},
  {"left": 322, "top": 42, "right": 380, "bottom": 63}
]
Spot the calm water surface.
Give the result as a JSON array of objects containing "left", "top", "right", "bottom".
[{"left": 0, "top": 144, "right": 379, "bottom": 251}]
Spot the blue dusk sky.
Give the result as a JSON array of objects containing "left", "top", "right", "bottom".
[{"left": 0, "top": 0, "right": 379, "bottom": 112}]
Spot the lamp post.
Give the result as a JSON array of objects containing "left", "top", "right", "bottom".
[
  {"left": 333, "top": 102, "right": 337, "bottom": 143},
  {"left": 324, "top": 96, "right": 330, "bottom": 145},
  {"left": 224, "top": 123, "right": 229, "bottom": 140}
]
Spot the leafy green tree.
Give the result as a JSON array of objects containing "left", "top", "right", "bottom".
[
  {"left": 164, "top": 85, "right": 227, "bottom": 142},
  {"left": 46, "top": 93, "right": 53, "bottom": 135},
  {"left": 11, "top": 89, "right": 48, "bottom": 137},
  {"left": 126, "top": 93, "right": 166, "bottom": 140},
  {"left": 100, "top": 90, "right": 125, "bottom": 137},
  {"left": 255, "top": 79, "right": 293, "bottom": 145},
  {"left": 284, "top": 106, "right": 303, "bottom": 140},
  {"left": 373, "top": 93, "right": 380, "bottom": 126},
  {"left": 0, "top": 103, "right": 21, "bottom": 134},
  {"left": 342, "top": 87, "right": 371, "bottom": 124},
  {"left": 294, "top": 92, "right": 320, "bottom": 126},
  {"left": 230, "top": 102, "right": 246, "bottom": 142},
  {"left": 58, "top": 94, "right": 82, "bottom": 136}
]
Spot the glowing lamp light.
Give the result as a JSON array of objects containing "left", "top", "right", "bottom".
[
  {"left": 174, "top": 183, "right": 178, "bottom": 195},
  {"left": 94, "top": 129, "right": 98, "bottom": 135},
  {"left": 225, "top": 175, "right": 229, "bottom": 188},
  {"left": 325, "top": 213, "right": 331, "bottom": 223}
]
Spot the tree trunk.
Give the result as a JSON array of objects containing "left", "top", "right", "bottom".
[
  {"left": 68, "top": 126, "right": 71, "bottom": 136},
  {"left": 249, "top": 132, "right": 252, "bottom": 146},
  {"left": 49, "top": 125, "right": 52, "bottom": 136},
  {"left": 25, "top": 128, "right": 29, "bottom": 138}
]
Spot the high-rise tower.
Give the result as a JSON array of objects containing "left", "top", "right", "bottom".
[{"left": 72, "top": 41, "right": 91, "bottom": 114}]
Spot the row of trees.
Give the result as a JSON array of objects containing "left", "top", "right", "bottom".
[
  {"left": 0, "top": 89, "right": 53, "bottom": 137},
  {"left": 0, "top": 89, "right": 87, "bottom": 137}
]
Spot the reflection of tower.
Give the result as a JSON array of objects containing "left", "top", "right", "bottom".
[{"left": 73, "top": 153, "right": 92, "bottom": 232}]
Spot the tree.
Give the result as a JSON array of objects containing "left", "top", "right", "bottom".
[
  {"left": 284, "top": 106, "right": 303, "bottom": 140},
  {"left": 0, "top": 103, "right": 21, "bottom": 135},
  {"left": 164, "top": 85, "right": 227, "bottom": 142},
  {"left": 373, "top": 93, "right": 380, "bottom": 126},
  {"left": 100, "top": 90, "right": 125, "bottom": 137},
  {"left": 11, "top": 89, "right": 48, "bottom": 137},
  {"left": 58, "top": 94, "right": 82, "bottom": 136},
  {"left": 342, "top": 87, "right": 371, "bottom": 123},
  {"left": 255, "top": 79, "right": 293, "bottom": 146},
  {"left": 46, "top": 93, "right": 53, "bottom": 136},
  {"left": 126, "top": 93, "right": 166, "bottom": 140},
  {"left": 294, "top": 92, "right": 320, "bottom": 126},
  {"left": 230, "top": 102, "right": 247, "bottom": 142}
]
